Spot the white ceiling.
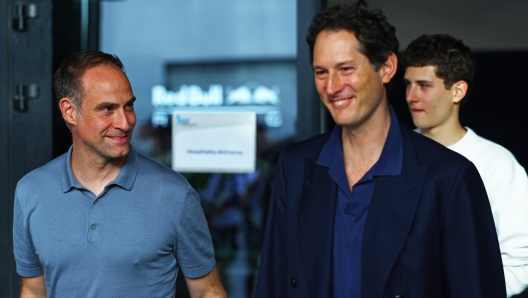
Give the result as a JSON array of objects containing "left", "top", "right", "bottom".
[{"left": 327, "top": 0, "right": 528, "bottom": 51}]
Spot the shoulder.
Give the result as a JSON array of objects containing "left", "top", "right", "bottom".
[
  {"left": 455, "top": 128, "right": 523, "bottom": 173},
  {"left": 403, "top": 124, "right": 469, "bottom": 167},
  {"left": 269, "top": 132, "right": 332, "bottom": 187},
  {"left": 17, "top": 153, "right": 66, "bottom": 190},
  {"left": 135, "top": 152, "right": 193, "bottom": 190},
  {"left": 280, "top": 132, "right": 332, "bottom": 162},
  {"left": 15, "top": 154, "right": 68, "bottom": 209}
]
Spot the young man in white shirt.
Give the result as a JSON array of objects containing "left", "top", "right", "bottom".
[{"left": 402, "top": 34, "right": 528, "bottom": 297}]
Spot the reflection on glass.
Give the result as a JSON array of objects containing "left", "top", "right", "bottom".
[{"left": 100, "top": 1, "right": 296, "bottom": 296}]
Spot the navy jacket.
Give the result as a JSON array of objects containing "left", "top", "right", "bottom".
[{"left": 254, "top": 120, "right": 506, "bottom": 298}]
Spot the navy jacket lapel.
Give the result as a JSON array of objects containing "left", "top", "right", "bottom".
[
  {"left": 361, "top": 125, "right": 429, "bottom": 297},
  {"left": 298, "top": 158, "right": 337, "bottom": 297},
  {"left": 361, "top": 165, "right": 428, "bottom": 297}
]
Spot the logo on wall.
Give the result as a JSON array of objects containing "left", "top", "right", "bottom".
[
  {"left": 151, "top": 81, "right": 282, "bottom": 128},
  {"left": 152, "top": 84, "right": 223, "bottom": 107},
  {"left": 225, "top": 81, "right": 280, "bottom": 105}
]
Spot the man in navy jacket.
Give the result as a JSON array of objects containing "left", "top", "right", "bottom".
[{"left": 254, "top": 1, "right": 506, "bottom": 297}]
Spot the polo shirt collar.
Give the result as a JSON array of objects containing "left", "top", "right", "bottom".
[
  {"left": 61, "top": 146, "right": 82, "bottom": 192},
  {"left": 114, "top": 148, "right": 138, "bottom": 191},
  {"left": 61, "top": 146, "right": 138, "bottom": 193}
]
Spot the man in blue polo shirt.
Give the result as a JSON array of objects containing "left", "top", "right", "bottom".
[
  {"left": 13, "top": 51, "right": 226, "bottom": 297},
  {"left": 255, "top": 1, "right": 506, "bottom": 297}
]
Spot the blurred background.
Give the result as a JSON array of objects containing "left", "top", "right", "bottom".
[{"left": 1, "top": 0, "right": 528, "bottom": 297}]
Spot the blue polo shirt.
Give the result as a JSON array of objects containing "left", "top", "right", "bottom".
[
  {"left": 13, "top": 147, "right": 216, "bottom": 297},
  {"left": 317, "top": 106, "right": 403, "bottom": 297}
]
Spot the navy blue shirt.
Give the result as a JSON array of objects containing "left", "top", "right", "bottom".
[{"left": 317, "top": 106, "right": 403, "bottom": 297}]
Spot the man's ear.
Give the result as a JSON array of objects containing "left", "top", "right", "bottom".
[
  {"left": 452, "top": 81, "right": 468, "bottom": 104},
  {"left": 380, "top": 53, "right": 398, "bottom": 84},
  {"left": 59, "top": 98, "right": 78, "bottom": 127}
]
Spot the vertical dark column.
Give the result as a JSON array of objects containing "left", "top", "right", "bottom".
[
  {"left": 1, "top": 0, "right": 54, "bottom": 296},
  {"left": 52, "top": 0, "right": 100, "bottom": 157},
  {"left": 0, "top": 0, "right": 13, "bottom": 296},
  {"left": 296, "top": 0, "right": 327, "bottom": 141}
]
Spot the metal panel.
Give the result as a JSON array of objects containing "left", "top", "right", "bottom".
[
  {"left": 0, "top": 0, "right": 53, "bottom": 296},
  {"left": 0, "top": 0, "right": 13, "bottom": 296},
  {"left": 10, "top": 0, "right": 53, "bottom": 175}
]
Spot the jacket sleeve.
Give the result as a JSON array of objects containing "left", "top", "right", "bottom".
[
  {"left": 254, "top": 152, "right": 288, "bottom": 297},
  {"left": 442, "top": 160, "right": 507, "bottom": 297}
]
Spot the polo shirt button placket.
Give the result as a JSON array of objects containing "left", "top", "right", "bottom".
[{"left": 91, "top": 224, "right": 96, "bottom": 231}]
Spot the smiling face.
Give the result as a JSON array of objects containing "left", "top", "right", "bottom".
[
  {"left": 64, "top": 64, "right": 136, "bottom": 164},
  {"left": 312, "top": 29, "right": 395, "bottom": 131},
  {"left": 404, "top": 66, "right": 461, "bottom": 131}
]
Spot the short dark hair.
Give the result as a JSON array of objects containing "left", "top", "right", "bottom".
[
  {"left": 401, "top": 34, "right": 475, "bottom": 102},
  {"left": 306, "top": 0, "right": 399, "bottom": 71},
  {"left": 54, "top": 51, "right": 125, "bottom": 111}
]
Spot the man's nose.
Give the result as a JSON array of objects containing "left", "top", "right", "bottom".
[
  {"left": 114, "top": 109, "right": 134, "bottom": 130},
  {"left": 326, "top": 73, "right": 343, "bottom": 95},
  {"left": 406, "top": 85, "right": 417, "bottom": 103}
]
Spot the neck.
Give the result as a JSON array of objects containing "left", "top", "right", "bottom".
[
  {"left": 419, "top": 121, "right": 466, "bottom": 147},
  {"left": 341, "top": 101, "right": 391, "bottom": 152},
  {"left": 341, "top": 103, "right": 391, "bottom": 188},
  {"left": 70, "top": 147, "right": 127, "bottom": 196}
]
